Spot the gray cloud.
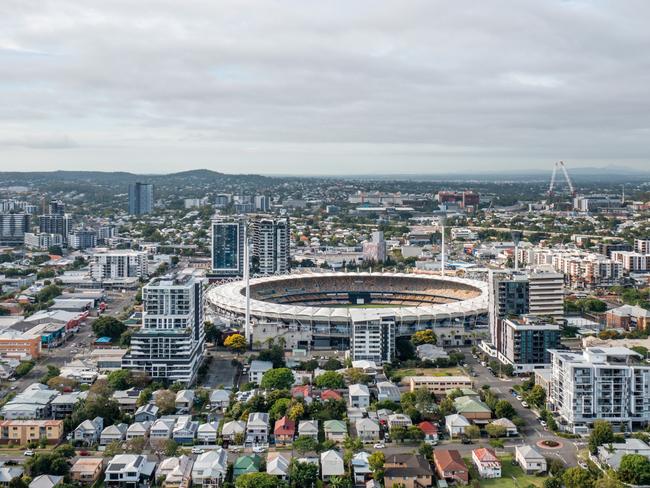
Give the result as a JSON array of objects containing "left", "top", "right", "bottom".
[{"left": 1, "top": 0, "right": 650, "bottom": 174}]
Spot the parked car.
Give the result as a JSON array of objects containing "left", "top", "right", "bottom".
[
  {"left": 522, "top": 401, "right": 529, "bottom": 408},
  {"left": 373, "top": 443, "right": 385, "bottom": 449},
  {"left": 24, "top": 450, "right": 35, "bottom": 457},
  {"left": 461, "top": 437, "right": 472, "bottom": 445},
  {"left": 516, "top": 395, "right": 523, "bottom": 401},
  {"left": 253, "top": 445, "right": 267, "bottom": 453},
  {"left": 192, "top": 447, "right": 205, "bottom": 454},
  {"left": 540, "top": 420, "right": 547, "bottom": 427}
]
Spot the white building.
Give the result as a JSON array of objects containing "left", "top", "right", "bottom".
[
  {"left": 514, "top": 445, "right": 546, "bottom": 474},
  {"left": 249, "top": 215, "right": 291, "bottom": 275},
  {"left": 105, "top": 454, "right": 156, "bottom": 488},
  {"left": 349, "top": 384, "right": 371, "bottom": 408},
  {"left": 90, "top": 251, "right": 148, "bottom": 280},
  {"left": 246, "top": 412, "right": 270, "bottom": 446},
  {"left": 472, "top": 448, "right": 501, "bottom": 478},
  {"left": 122, "top": 271, "right": 205, "bottom": 384},
  {"left": 351, "top": 319, "right": 395, "bottom": 364},
  {"left": 451, "top": 228, "right": 478, "bottom": 241},
  {"left": 192, "top": 449, "right": 228, "bottom": 487},
  {"left": 249, "top": 360, "right": 273, "bottom": 385},
  {"left": 549, "top": 347, "right": 650, "bottom": 434},
  {"left": 527, "top": 266, "right": 564, "bottom": 320},
  {"left": 320, "top": 450, "right": 345, "bottom": 480}
]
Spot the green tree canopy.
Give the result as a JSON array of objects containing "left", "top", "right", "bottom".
[
  {"left": 618, "top": 454, "right": 650, "bottom": 485},
  {"left": 314, "top": 371, "right": 345, "bottom": 389},
  {"left": 260, "top": 368, "right": 295, "bottom": 390},
  {"left": 411, "top": 329, "right": 437, "bottom": 346},
  {"left": 589, "top": 420, "right": 615, "bottom": 454},
  {"left": 91, "top": 316, "right": 126, "bottom": 339},
  {"left": 236, "top": 473, "right": 285, "bottom": 488}
]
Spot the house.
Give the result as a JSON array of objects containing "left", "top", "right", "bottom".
[
  {"left": 126, "top": 421, "right": 152, "bottom": 440},
  {"left": 515, "top": 445, "right": 547, "bottom": 474},
  {"left": 490, "top": 418, "right": 518, "bottom": 437},
  {"left": 597, "top": 439, "right": 650, "bottom": 470},
  {"left": 274, "top": 416, "right": 296, "bottom": 446},
  {"left": 159, "top": 455, "right": 193, "bottom": 488},
  {"left": 298, "top": 420, "right": 319, "bottom": 439},
  {"left": 210, "top": 390, "right": 230, "bottom": 410},
  {"left": 233, "top": 455, "right": 261, "bottom": 478},
  {"left": 0, "top": 420, "right": 64, "bottom": 445},
  {"left": 134, "top": 403, "right": 159, "bottom": 423},
  {"left": 348, "top": 407, "right": 366, "bottom": 422},
  {"left": 74, "top": 417, "right": 104, "bottom": 445},
  {"left": 355, "top": 418, "right": 380, "bottom": 442},
  {"left": 324, "top": 420, "right": 347, "bottom": 442},
  {"left": 433, "top": 450, "right": 468, "bottom": 485},
  {"left": 292, "top": 385, "right": 312, "bottom": 403},
  {"left": 192, "top": 449, "right": 228, "bottom": 487},
  {"left": 418, "top": 421, "right": 439, "bottom": 444},
  {"left": 384, "top": 454, "right": 434, "bottom": 488},
  {"left": 196, "top": 422, "right": 219, "bottom": 445},
  {"left": 100, "top": 423, "right": 128, "bottom": 445},
  {"left": 172, "top": 416, "right": 198, "bottom": 445},
  {"left": 249, "top": 360, "right": 273, "bottom": 385},
  {"left": 112, "top": 388, "right": 141, "bottom": 414},
  {"left": 320, "top": 450, "right": 344, "bottom": 480},
  {"left": 0, "top": 467, "right": 24, "bottom": 487},
  {"left": 352, "top": 452, "right": 371, "bottom": 485},
  {"left": 246, "top": 412, "right": 270, "bottom": 446},
  {"left": 453, "top": 396, "right": 492, "bottom": 422},
  {"left": 376, "top": 381, "right": 401, "bottom": 403},
  {"left": 472, "top": 448, "right": 501, "bottom": 478},
  {"left": 321, "top": 389, "right": 343, "bottom": 402},
  {"left": 70, "top": 458, "right": 104, "bottom": 485},
  {"left": 175, "top": 390, "right": 195, "bottom": 413},
  {"left": 387, "top": 413, "right": 412, "bottom": 429},
  {"left": 221, "top": 420, "right": 246, "bottom": 443},
  {"left": 50, "top": 391, "right": 87, "bottom": 419},
  {"left": 0, "top": 383, "right": 58, "bottom": 419},
  {"left": 150, "top": 418, "right": 176, "bottom": 439},
  {"left": 267, "top": 453, "right": 290, "bottom": 480},
  {"left": 445, "top": 414, "right": 470, "bottom": 438},
  {"left": 349, "top": 384, "right": 371, "bottom": 408},
  {"left": 29, "top": 475, "right": 62, "bottom": 488},
  {"left": 105, "top": 454, "right": 157, "bottom": 488}
]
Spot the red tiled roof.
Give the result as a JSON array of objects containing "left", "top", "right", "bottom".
[
  {"left": 472, "top": 448, "right": 499, "bottom": 464},
  {"left": 274, "top": 416, "right": 296, "bottom": 435},
  {"left": 292, "top": 385, "right": 312, "bottom": 398},
  {"left": 418, "top": 421, "right": 438, "bottom": 434},
  {"left": 434, "top": 449, "right": 467, "bottom": 473},
  {"left": 321, "top": 389, "right": 343, "bottom": 401}
]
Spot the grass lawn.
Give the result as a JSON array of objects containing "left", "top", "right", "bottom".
[{"left": 476, "top": 455, "right": 546, "bottom": 488}]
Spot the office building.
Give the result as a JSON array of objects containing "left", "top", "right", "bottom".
[
  {"left": 68, "top": 230, "right": 97, "bottom": 250},
  {"left": 497, "top": 316, "right": 560, "bottom": 373},
  {"left": 211, "top": 217, "right": 246, "bottom": 277},
  {"left": 549, "top": 347, "right": 650, "bottom": 434},
  {"left": 38, "top": 214, "right": 71, "bottom": 243},
  {"left": 122, "top": 272, "right": 205, "bottom": 384},
  {"left": 249, "top": 215, "right": 290, "bottom": 275},
  {"left": 351, "top": 318, "right": 395, "bottom": 364},
  {"left": 128, "top": 183, "right": 154, "bottom": 215},
  {"left": 0, "top": 213, "right": 30, "bottom": 245},
  {"left": 90, "top": 251, "right": 148, "bottom": 280}
]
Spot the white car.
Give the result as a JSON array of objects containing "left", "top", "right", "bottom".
[
  {"left": 521, "top": 401, "right": 529, "bottom": 408},
  {"left": 191, "top": 447, "right": 205, "bottom": 454},
  {"left": 24, "top": 450, "right": 35, "bottom": 457},
  {"left": 540, "top": 420, "right": 547, "bottom": 427},
  {"left": 230, "top": 446, "right": 243, "bottom": 453},
  {"left": 252, "top": 445, "right": 267, "bottom": 453},
  {"left": 373, "top": 443, "right": 385, "bottom": 449},
  {"left": 516, "top": 395, "right": 523, "bottom": 401}
]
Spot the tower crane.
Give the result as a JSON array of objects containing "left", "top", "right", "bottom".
[{"left": 548, "top": 161, "right": 576, "bottom": 197}]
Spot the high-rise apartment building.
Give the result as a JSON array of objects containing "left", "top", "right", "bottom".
[
  {"left": 122, "top": 272, "right": 205, "bottom": 384},
  {"left": 0, "top": 213, "right": 30, "bottom": 245},
  {"left": 549, "top": 347, "right": 650, "bottom": 434},
  {"left": 211, "top": 217, "right": 246, "bottom": 277},
  {"left": 90, "top": 251, "right": 148, "bottom": 280},
  {"left": 351, "top": 319, "right": 395, "bottom": 364},
  {"left": 527, "top": 266, "right": 564, "bottom": 320},
  {"left": 24, "top": 233, "right": 64, "bottom": 250},
  {"left": 38, "top": 214, "right": 71, "bottom": 244},
  {"left": 128, "top": 183, "right": 154, "bottom": 215},
  {"left": 497, "top": 316, "right": 560, "bottom": 373},
  {"left": 68, "top": 230, "right": 98, "bottom": 250},
  {"left": 48, "top": 201, "right": 65, "bottom": 215},
  {"left": 254, "top": 195, "right": 271, "bottom": 212},
  {"left": 249, "top": 215, "right": 290, "bottom": 275},
  {"left": 362, "top": 231, "right": 387, "bottom": 263}
]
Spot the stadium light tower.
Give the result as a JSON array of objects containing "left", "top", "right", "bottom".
[
  {"left": 439, "top": 215, "right": 447, "bottom": 276},
  {"left": 511, "top": 230, "right": 522, "bottom": 271},
  {"left": 244, "top": 225, "right": 251, "bottom": 347}
]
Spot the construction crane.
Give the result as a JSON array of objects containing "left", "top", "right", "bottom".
[{"left": 548, "top": 161, "right": 576, "bottom": 197}]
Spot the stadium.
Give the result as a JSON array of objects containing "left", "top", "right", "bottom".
[{"left": 207, "top": 272, "right": 488, "bottom": 359}]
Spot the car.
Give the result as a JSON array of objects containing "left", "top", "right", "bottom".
[
  {"left": 8, "top": 378, "right": 16, "bottom": 382},
  {"left": 540, "top": 420, "right": 547, "bottom": 427},
  {"left": 481, "top": 361, "right": 487, "bottom": 367},
  {"left": 252, "top": 445, "right": 267, "bottom": 453},
  {"left": 521, "top": 401, "right": 529, "bottom": 408},
  {"left": 373, "top": 443, "right": 385, "bottom": 449},
  {"left": 191, "top": 447, "right": 205, "bottom": 454},
  {"left": 79, "top": 451, "right": 90, "bottom": 456},
  {"left": 578, "top": 461, "right": 588, "bottom": 469},
  {"left": 230, "top": 446, "right": 243, "bottom": 453},
  {"left": 24, "top": 450, "right": 35, "bottom": 457},
  {"left": 516, "top": 395, "right": 523, "bottom": 401},
  {"left": 461, "top": 437, "right": 472, "bottom": 445}
]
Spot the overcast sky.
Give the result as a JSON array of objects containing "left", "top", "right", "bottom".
[{"left": 1, "top": 1, "right": 650, "bottom": 175}]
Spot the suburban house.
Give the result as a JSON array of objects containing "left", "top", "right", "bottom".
[
  {"left": 112, "top": 389, "right": 141, "bottom": 414},
  {"left": 70, "top": 458, "right": 104, "bottom": 485},
  {"left": 324, "top": 420, "right": 348, "bottom": 442},
  {"left": 192, "top": 449, "right": 228, "bottom": 487},
  {"left": 433, "top": 450, "right": 469, "bottom": 485},
  {"left": 0, "top": 467, "right": 24, "bottom": 487},
  {"left": 266, "top": 453, "right": 290, "bottom": 480},
  {"left": 150, "top": 418, "right": 176, "bottom": 440},
  {"left": 472, "top": 448, "right": 501, "bottom": 478},
  {"left": 292, "top": 385, "right": 312, "bottom": 403},
  {"left": 597, "top": 439, "right": 650, "bottom": 470},
  {"left": 352, "top": 452, "right": 372, "bottom": 485},
  {"left": 515, "top": 445, "right": 547, "bottom": 474},
  {"left": 104, "top": 454, "right": 156, "bottom": 488},
  {"left": 298, "top": 420, "right": 319, "bottom": 439},
  {"left": 134, "top": 404, "right": 159, "bottom": 423},
  {"left": 74, "top": 417, "right": 104, "bottom": 445},
  {"left": 376, "top": 381, "right": 401, "bottom": 403},
  {"left": 355, "top": 418, "right": 380, "bottom": 442},
  {"left": 453, "top": 396, "right": 492, "bottom": 422},
  {"left": 175, "top": 390, "right": 195, "bottom": 413},
  {"left": 159, "top": 455, "right": 193, "bottom": 488},
  {"left": 489, "top": 418, "right": 518, "bottom": 437},
  {"left": 126, "top": 421, "right": 152, "bottom": 440},
  {"left": 445, "top": 414, "right": 470, "bottom": 438},
  {"left": 387, "top": 414, "right": 412, "bottom": 429},
  {"left": 383, "top": 454, "right": 434, "bottom": 488},
  {"left": 172, "top": 416, "right": 199, "bottom": 445},
  {"left": 249, "top": 360, "right": 273, "bottom": 385},
  {"left": 233, "top": 455, "right": 261, "bottom": 478},
  {"left": 50, "top": 391, "right": 87, "bottom": 419},
  {"left": 0, "top": 384, "right": 59, "bottom": 420},
  {"left": 273, "top": 416, "right": 296, "bottom": 446},
  {"left": 209, "top": 390, "right": 230, "bottom": 411},
  {"left": 221, "top": 420, "right": 246, "bottom": 443},
  {"left": 196, "top": 422, "right": 219, "bottom": 445},
  {"left": 100, "top": 423, "right": 128, "bottom": 445},
  {"left": 320, "top": 390, "right": 343, "bottom": 402},
  {"left": 246, "top": 412, "right": 270, "bottom": 446},
  {"left": 320, "top": 450, "right": 345, "bottom": 480},
  {"left": 418, "top": 421, "right": 439, "bottom": 444},
  {"left": 29, "top": 474, "right": 62, "bottom": 488},
  {"left": 349, "top": 384, "right": 371, "bottom": 408}
]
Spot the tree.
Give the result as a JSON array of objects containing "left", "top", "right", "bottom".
[
  {"left": 438, "top": 397, "right": 455, "bottom": 416},
  {"left": 40, "top": 365, "right": 61, "bottom": 383},
  {"left": 25, "top": 452, "right": 70, "bottom": 477},
  {"left": 543, "top": 477, "right": 562, "bottom": 488},
  {"left": 204, "top": 321, "right": 220, "bottom": 344},
  {"left": 411, "top": 330, "right": 437, "bottom": 346},
  {"left": 287, "top": 403, "right": 305, "bottom": 421},
  {"left": 390, "top": 426, "right": 407, "bottom": 443},
  {"left": 269, "top": 398, "right": 292, "bottom": 421},
  {"left": 328, "top": 476, "right": 351, "bottom": 488},
  {"left": 163, "top": 439, "right": 179, "bottom": 456},
  {"left": 447, "top": 388, "right": 464, "bottom": 400},
  {"left": 527, "top": 385, "right": 547, "bottom": 408},
  {"left": 155, "top": 390, "right": 177, "bottom": 415},
  {"left": 494, "top": 400, "right": 516, "bottom": 419},
  {"left": 346, "top": 368, "right": 371, "bottom": 385},
  {"left": 589, "top": 420, "right": 615, "bottom": 454},
  {"left": 323, "top": 358, "right": 343, "bottom": 371},
  {"left": 343, "top": 435, "right": 363, "bottom": 452},
  {"left": 8, "top": 478, "right": 28, "bottom": 488},
  {"left": 107, "top": 370, "right": 133, "bottom": 390},
  {"left": 465, "top": 425, "right": 480, "bottom": 439},
  {"left": 224, "top": 333, "right": 247, "bottom": 353},
  {"left": 562, "top": 467, "right": 595, "bottom": 488},
  {"left": 47, "top": 376, "right": 79, "bottom": 392},
  {"left": 618, "top": 454, "right": 650, "bottom": 485},
  {"left": 261, "top": 368, "right": 295, "bottom": 390},
  {"left": 418, "top": 442, "right": 433, "bottom": 459},
  {"left": 236, "top": 473, "right": 284, "bottom": 488},
  {"left": 293, "top": 435, "right": 319, "bottom": 454},
  {"left": 368, "top": 451, "right": 385, "bottom": 480},
  {"left": 314, "top": 371, "right": 345, "bottom": 389},
  {"left": 485, "top": 423, "right": 506, "bottom": 438},
  {"left": 290, "top": 461, "right": 318, "bottom": 488},
  {"left": 92, "top": 316, "right": 126, "bottom": 339},
  {"left": 14, "top": 361, "right": 35, "bottom": 377}
]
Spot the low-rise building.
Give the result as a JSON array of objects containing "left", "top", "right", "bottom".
[
  {"left": 105, "top": 454, "right": 156, "bottom": 488},
  {"left": 489, "top": 418, "right": 517, "bottom": 436},
  {"left": 210, "top": 390, "right": 230, "bottom": 411},
  {"left": 134, "top": 404, "right": 159, "bottom": 423},
  {"left": 433, "top": 450, "right": 468, "bottom": 485},
  {"left": 273, "top": 416, "right": 295, "bottom": 446},
  {"left": 70, "top": 458, "right": 104, "bottom": 485},
  {"left": 408, "top": 376, "right": 472, "bottom": 394},
  {"left": 453, "top": 396, "right": 492, "bottom": 422},
  {"left": 192, "top": 449, "right": 228, "bottom": 487},
  {"left": 597, "top": 439, "right": 650, "bottom": 470},
  {"left": 100, "top": 423, "right": 128, "bottom": 445},
  {"left": 126, "top": 421, "right": 151, "bottom": 440},
  {"left": 515, "top": 445, "right": 547, "bottom": 474},
  {"left": 246, "top": 412, "right": 269, "bottom": 446},
  {"left": 387, "top": 413, "right": 412, "bottom": 429},
  {"left": 418, "top": 421, "right": 439, "bottom": 444},
  {"left": 266, "top": 453, "right": 290, "bottom": 480},
  {"left": 355, "top": 418, "right": 380, "bottom": 442},
  {"left": 349, "top": 384, "right": 371, "bottom": 408},
  {"left": 320, "top": 450, "right": 344, "bottom": 480},
  {"left": 445, "top": 414, "right": 470, "bottom": 438},
  {"left": 472, "top": 448, "right": 501, "bottom": 478},
  {"left": 298, "top": 420, "right": 319, "bottom": 439},
  {"left": 323, "top": 420, "right": 347, "bottom": 442},
  {"left": 233, "top": 455, "right": 261, "bottom": 478},
  {"left": 249, "top": 361, "right": 273, "bottom": 385},
  {"left": 221, "top": 420, "right": 245, "bottom": 443},
  {"left": 74, "top": 417, "right": 104, "bottom": 445},
  {"left": 384, "top": 454, "right": 434, "bottom": 488},
  {"left": 376, "top": 381, "right": 401, "bottom": 403},
  {"left": 0, "top": 420, "right": 64, "bottom": 444}
]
